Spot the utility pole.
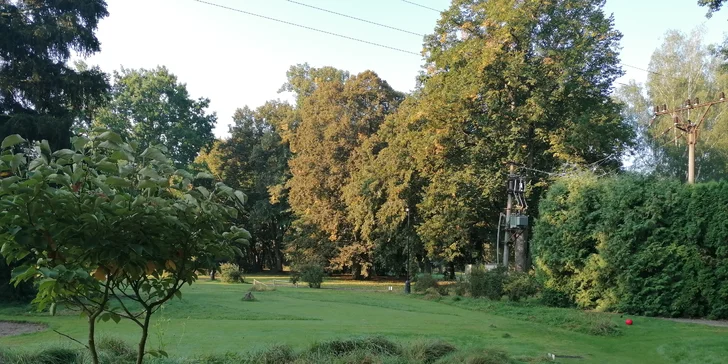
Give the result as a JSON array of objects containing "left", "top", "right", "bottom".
[
  {"left": 405, "top": 207, "right": 411, "bottom": 294},
  {"left": 653, "top": 93, "right": 726, "bottom": 184},
  {"left": 502, "top": 164, "right": 514, "bottom": 268}
]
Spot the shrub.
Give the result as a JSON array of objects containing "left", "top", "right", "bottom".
[
  {"left": 245, "top": 344, "right": 295, "bottom": 364},
  {"left": 453, "top": 278, "right": 469, "bottom": 296},
  {"left": 533, "top": 174, "right": 728, "bottom": 318},
  {"left": 220, "top": 263, "right": 244, "bottom": 283},
  {"left": 464, "top": 349, "right": 511, "bottom": 364},
  {"left": 310, "top": 336, "right": 400, "bottom": 356},
  {"left": 423, "top": 287, "right": 442, "bottom": 300},
  {"left": 414, "top": 273, "right": 438, "bottom": 293},
  {"left": 503, "top": 272, "right": 539, "bottom": 302},
  {"left": 469, "top": 267, "right": 506, "bottom": 300},
  {"left": 406, "top": 340, "right": 456, "bottom": 363},
  {"left": 289, "top": 271, "right": 301, "bottom": 285},
  {"left": 300, "top": 264, "right": 325, "bottom": 288},
  {"left": 541, "top": 287, "right": 574, "bottom": 308},
  {"left": 436, "top": 284, "right": 450, "bottom": 296},
  {"left": 97, "top": 337, "right": 135, "bottom": 360},
  {"left": 35, "top": 347, "right": 79, "bottom": 364}
]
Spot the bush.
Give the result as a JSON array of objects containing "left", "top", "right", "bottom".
[
  {"left": 289, "top": 271, "right": 300, "bottom": 285},
  {"left": 541, "top": 287, "right": 574, "bottom": 308},
  {"left": 414, "top": 273, "right": 438, "bottom": 293},
  {"left": 423, "top": 287, "right": 441, "bottom": 300},
  {"left": 97, "top": 337, "right": 135, "bottom": 361},
  {"left": 245, "top": 344, "right": 295, "bottom": 364},
  {"left": 300, "top": 264, "right": 325, "bottom": 288},
  {"left": 453, "top": 278, "right": 469, "bottom": 296},
  {"left": 469, "top": 267, "right": 506, "bottom": 300},
  {"left": 405, "top": 340, "right": 456, "bottom": 363},
  {"left": 503, "top": 272, "right": 539, "bottom": 302},
  {"left": 219, "top": 263, "right": 244, "bottom": 283},
  {"left": 533, "top": 174, "right": 728, "bottom": 318},
  {"left": 310, "top": 336, "right": 400, "bottom": 356}
]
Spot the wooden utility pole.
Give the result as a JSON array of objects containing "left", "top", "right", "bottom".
[
  {"left": 653, "top": 93, "right": 726, "bottom": 184},
  {"left": 502, "top": 164, "right": 514, "bottom": 268}
]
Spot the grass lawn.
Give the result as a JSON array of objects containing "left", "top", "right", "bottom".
[{"left": 1, "top": 277, "right": 727, "bottom": 363}]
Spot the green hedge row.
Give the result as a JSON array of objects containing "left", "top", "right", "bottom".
[{"left": 533, "top": 173, "right": 728, "bottom": 319}]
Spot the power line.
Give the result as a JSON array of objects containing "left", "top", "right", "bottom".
[
  {"left": 622, "top": 63, "right": 662, "bottom": 76},
  {"left": 400, "top": 0, "right": 441, "bottom": 13},
  {"left": 286, "top": 0, "right": 423, "bottom": 37},
  {"left": 192, "top": 0, "right": 421, "bottom": 56}
]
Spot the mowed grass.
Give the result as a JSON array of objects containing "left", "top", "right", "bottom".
[{"left": 1, "top": 277, "right": 727, "bottom": 363}]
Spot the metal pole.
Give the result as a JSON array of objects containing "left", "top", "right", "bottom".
[
  {"left": 688, "top": 126, "right": 696, "bottom": 184},
  {"left": 406, "top": 207, "right": 411, "bottom": 281},
  {"left": 503, "top": 165, "right": 514, "bottom": 268},
  {"left": 496, "top": 213, "right": 504, "bottom": 266}
]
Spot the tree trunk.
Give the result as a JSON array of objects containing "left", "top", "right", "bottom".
[
  {"left": 88, "top": 312, "right": 99, "bottom": 364},
  {"left": 352, "top": 262, "right": 362, "bottom": 280},
  {"left": 136, "top": 312, "right": 153, "bottom": 364},
  {"left": 448, "top": 261, "right": 456, "bottom": 280},
  {"left": 515, "top": 230, "right": 528, "bottom": 272}
]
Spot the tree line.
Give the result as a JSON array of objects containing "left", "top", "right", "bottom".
[{"left": 2, "top": 0, "right": 728, "bottom": 293}]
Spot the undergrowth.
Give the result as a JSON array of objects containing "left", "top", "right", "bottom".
[{"left": 0, "top": 336, "right": 532, "bottom": 364}]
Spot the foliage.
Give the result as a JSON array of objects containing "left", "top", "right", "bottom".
[
  {"left": 469, "top": 267, "right": 506, "bottom": 301},
  {"left": 414, "top": 273, "right": 438, "bottom": 293},
  {"left": 699, "top": 0, "right": 726, "bottom": 17},
  {"left": 289, "top": 271, "right": 301, "bottom": 285},
  {"left": 195, "top": 102, "right": 292, "bottom": 273},
  {"left": 533, "top": 173, "right": 728, "bottom": 318},
  {"left": 618, "top": 29, "right": 728, "bottom": 181},
  {"left": 0, "top": 131, "right": 249, "bottom": 363},
  {"left": 219, "top": 263, "right": 244, "bottom": 284},
  {"left": 309, "top": 336, "right": 400, "bottom": 357},
  {"left": 0, "top": 0, "right": 110, "bottom": 150},
  {"left": 503, "top": 273, "right": 540, "bottom": 302},
  {"left": 405, "top": 340, "right": 457, "bottom": 364},
  {"left": 540, "top": 287, "right": 574, "bottom": 308},
  {"left": 283, "top": 67, "right": 403, "bottom": 279},
  {"left": 96, "top": 66, "right": 216, "bottom": 167},
  {"left": 299, "top": 264, "right": 325, "bottom": 288}
]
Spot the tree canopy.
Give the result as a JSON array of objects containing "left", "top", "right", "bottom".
[
  {"left": 96, "top": 66, "right": 216, "bottom": 167},
  {"left": 0, "top": 0, "right": 110, "bottom": 149}
]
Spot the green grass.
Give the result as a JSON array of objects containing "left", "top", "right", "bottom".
[{"left": 1, "top": 278, "right": 727, "bottom": 363}]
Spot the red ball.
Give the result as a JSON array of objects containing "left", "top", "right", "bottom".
[{"left": 625, "top": 319, "right": 633, "bottom": 325}]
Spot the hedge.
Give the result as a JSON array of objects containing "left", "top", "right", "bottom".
[{"left": 533, "top": 173, "right": 728, "bottom": 319}]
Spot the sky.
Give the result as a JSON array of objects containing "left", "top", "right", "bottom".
[{"left": 77, "top": 0, "right": 728, "bottom": 137}]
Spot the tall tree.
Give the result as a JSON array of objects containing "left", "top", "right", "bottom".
[
  {"left": 0, "top": 0, "right": 110, "bottom": 149},
  {"left": 196, "top": 101, "right": 293, "bottom": 273},
  {"left": 285, "top": 69, "right": 403, "bottom": 278},
  {"left": 699, "top": 0, "right": 726, "bottom": 16},
  {"left": 97, "top": 66, "right": 216, "bottom": 167},
  {"left": 358, "top": 0, "right": 632, "bottom": 272}
]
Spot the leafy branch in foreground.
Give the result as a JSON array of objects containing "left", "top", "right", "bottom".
[{"left": 0, "top": 130, "right": 250, "bottom": 364}]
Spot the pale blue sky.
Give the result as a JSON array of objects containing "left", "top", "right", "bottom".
[{"left": 78, "top": 0, "right": 727, "bottom": 137}]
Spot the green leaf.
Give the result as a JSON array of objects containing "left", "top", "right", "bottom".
[
  {"left": 141, "top": 147, "right": 168, "bottom": 163},
  {"left": 1, "top": 135, "right": 25, "bottom": 149},
  {"left": 97, "top": 161, "right": 118, "bottom": 174},
  {"left": 105, "top": 176, "right": 131, "bottom": 188},
  {"left": 99, "top": 312, "right": 111, "bottom": 322},
  {"left": 52, "top": 149, "right": 76, "bottom": 159},
  {"left": 98, "top": 141, "right": 119, "bottom": 150},
  {"left": 72, "top": 137, "right": 90, "bottom": 151},
  {"left": 174, "top": 290, "right": 182, "bottom": 299},
  {"left": 234, "top": 190, "right": 247, "bottom": 205},
  {"left": 110, "top": 312, "right": 121, "bottom": 324},
  {"left": 98, "top": 131, "right": 124, "bottom": 144},
  {"left": 139, "top": 167, "right": 161, "bottom": 179},
  {"left": 138, "top": 179, "right": 158, "bottom": 189},
  {"left": 195, "top": 172, "right": 214, "bottom": 180},
  {"left": 49, "top": 302, "right": 57, "bottom": 316},
  {"left": 40, "top": 140, "right": 51, "bottom": 155}
]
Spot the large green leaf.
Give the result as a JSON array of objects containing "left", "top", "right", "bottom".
[
  {"left": 141, "top": 147, "right": 168, "bottom": 163},
  {"left": 105, "top": 176, "right": 132, "bottom": 188},
  {"left": 1, "top": 135, "right": 25, "bottom": 149}
]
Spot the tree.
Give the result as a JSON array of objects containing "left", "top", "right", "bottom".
[
  {"left": 0, "top": 0, "right": 110, "bottom": 149},
  {"left": 285, "top": 69, "right": 403, "bottom": 278},
  {"left": 619, "top": 29, "right": 728, "bottom": 181},
  {"left": 0, "top": 131, "right": 249, "bottom": 364},
  {"left": 698, "top": 0, "right": 726, "bottom": 16},
  {"left": 96, "top": 66, "right": 216, "bottom": 167},
  {"left": 360, "top": 0, "right": 632, "bottom": 272},
  {"left": 197, "top": 102, "right": 293, "bottom": 272}
]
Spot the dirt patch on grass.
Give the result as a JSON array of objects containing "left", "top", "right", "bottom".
[{"left": 0, "top": 321, "right": 46, "bottom": 337}]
